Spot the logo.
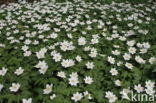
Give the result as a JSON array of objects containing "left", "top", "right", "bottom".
[{"left": 128, "top": 92, "right": 156, "bottom": 102}]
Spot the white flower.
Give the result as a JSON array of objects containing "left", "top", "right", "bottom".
[
  {"left": 52, "top": 53, "right": 62, "bottom": 62},
  {"left": 35, "top": 61, "right": 48, "bottom": 74},
  {"left": 60, "top": 40, "right": 75, "bottom": 51},
  {"left": 0, "top": 67, "right": 8, "bottom": 76},
  {"left": 127, "top": 40, "right": 136, "bottom": 46},
  {"left": 84, "top": 76, "right": 93, "bottom": 84},
  {"left": 84, "top": 46, "right": 90, "bottom": 51},
  {"left": 105, "top": 91, "right": 114, "bottom": 98},
  {"left": 135, "top": 56, "right": 146, "bottom": 64},
  {"left": 24, "top": 39, "right": 31, "bottom": 45},
  {"left": 70, "top": 72, "right": 78, "bottom": 78},
  {"left": 107, "top": 56, "right": 115, "bottom": 64},
  {"left": 89, "top": 48, "right": 98, "bottom": 57},
  {"left": 78, "top": 37, "right": 86, "bottom": 45},
  {"left": 61, "top": 59, "right": 75, "bottom": 68},
  {"left": 128, "top": 47, "right": 136, "bottom": 54},
  {"left": 50, "top": 33, "right": 58, "bottom": 39},
  {"left": 71, "top": 92, "right": 83, "bottom": 102},
  {"left": 120, "top": 89, "right": 130, "bottom": 100},
  {"left": 0, "top": 44, "right": 5, "bottom": 48},
  {"left": 128, "top": 23, "right": 133, "bottom": 27},
  {"left": 24, "top": 51, "right": 31, "bottom": 57},
  {"left": 36, "top": 48, "right": 47, "bottom": 59},
  {"left": 35, "top": 61, "right": 48, "bottom": 69},
  {"left": 88, "top": 94, "right": 92, "bottom": 100},
  {"left": 117, "top": 61, "right": 123, "bottom": 66},
  {"left": 0, "top": 84, "right": 3, "bottom": 92},
  {"left": 145, "top": 88, "right": 155, "bottom": 95},
  {"left": 140, "top": 48, "right": 147, "bottom": 54},
  {"left": 22, "top": 98, "right": 32, "bottom": 103},
  {"left": 114, "top": 45, "right": 120, "bottom": 48},
  {"left": 123, "top": 53, "right": 131, "bottom": 60},
  {"left": 83, "top": 91, "right": 92, "bottom": 99},
  {"left": 137, "top": 43, "right": 143, "bottom": 48},
  {"left": 57, "top": 71, "right": 66, "bottom": 78},
  {"left": 115, "top": 80, "right": 121, "bottom": 86},
  {"left": 110, "top": 68, "right": 118, "bottom": 76},
  {"left": 14, "top": 67, "right": 24, "bottom": 76},
  {"left": 105, "top": 91, "right": 117, "bottom": 103},
  {"left": 112, "top": 50, "right": 120, "bottom": 55},
  {"left": 143, "top": 42, "right": 150, "bottom": 49},
  {"left": 50, "top": 50, "right": 57, "bottom": 56},
  {"left": 92, "top": 34, "right": 99, "bottom": 39},
  {"left": 119, "top": 36, "right": 126, "bottom": 41},
  {"left": 39, "top": 67, "right": 48, "bottom": 74},
  {"left": 39, "top": 48, "right": 47, "bottom": 54},
  {"left": 91, "top": 38, "right": 99, "bottom": 44},
  {"left": 112, "top": 34, "right": 119, "bottom": 38},
  {"left": 82, "top": 31, "right": 87, "bottom": 35},
  {"left": 83, "top": 91, "right": 89, "bottom": 96},
  {"left": 22, "top": 45, "right": 29, "bottom": 51},
  {"left": 33, "top": 40, "right": 39, "bottom": 45},
  {"left": 134, "top": 84, "right": 144, "bottom": 93},
  {"left": 67, "top": 33, "right": 72, "bottom": 39},
  {"left": 69, "top": 77, "right": 79, "bottom": 86},
  {"left": 9, "top": 83, "right": 20, "bottom": 92},
  {"left": 125, "top": 62, "right": 133, "bottom": 70},
  {"left": 50, "top": 94, "right": 56, "bottom": 100},
  {"left": 43, "top": 84, "right": 53, "bottom": 94},
  {"left": 75, "top": 56, "right": 82, "bottom": 62},
  {"left": 86, "top": 62, "right": 94, "bottom": 69},
  {"left": 149, "top": 57, "right": 156, "bottom": 64},
  {"left": 145, "top": 80, "right": 155, "bottom": 89}
]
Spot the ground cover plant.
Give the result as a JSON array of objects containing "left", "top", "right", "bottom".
[{"left": 0, "top": 0, "right": 156, "bottom": 103}]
